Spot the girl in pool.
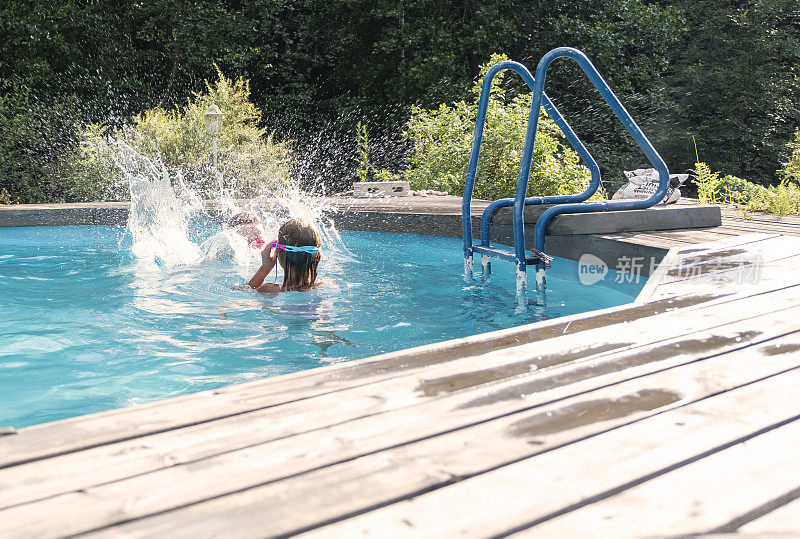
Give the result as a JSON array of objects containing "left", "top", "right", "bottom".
[
  {"left": 202, "top": 211, "right": 268, "bottom": 262},
  {"left": 228, "top": 211, "right": 267, "bottom": 249},
  {"left": 248, "top": 218, "right": 323, "bottom": 293}
]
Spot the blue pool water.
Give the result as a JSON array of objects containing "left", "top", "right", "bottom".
[{"left": 0, "top": 225, "right": 644, "bottom": 428}]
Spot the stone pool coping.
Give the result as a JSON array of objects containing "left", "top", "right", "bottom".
[
  {"left": 0, "top": 196, "right": 721, "bottom": 278},
  {"left": 0, "top": 197, "right": 722, "bottom": 236}
]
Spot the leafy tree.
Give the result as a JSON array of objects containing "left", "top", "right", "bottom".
[
  {"left": 9, "top": 0, "right": 799, "bottom": 201},
  {"left": 660, "top": 0, "right": 800, "bottom": 183},
  {"left": 0, "top": 84, "right": 79, "bottom": 203},
  {"left": 779, "top": 129, "right": 800, "bottom": 184}
]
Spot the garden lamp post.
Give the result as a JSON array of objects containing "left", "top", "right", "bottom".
[{"left": 204, "top": 103, "right": 224, "bottom": 173}]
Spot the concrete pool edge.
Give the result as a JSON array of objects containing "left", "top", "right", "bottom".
[
  {"left": 0, "top": 197, "right": 722, "bottom": 277},
  {"left": 0, "top": 197, "right": 722, "bottom": 236}
]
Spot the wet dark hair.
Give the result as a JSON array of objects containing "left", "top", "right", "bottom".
[
  {"left": 278, "top": 219, "right": 322, "bottom": 291},
  {"left": 228, "top": 212, "right": 261, "bottom": 227}
]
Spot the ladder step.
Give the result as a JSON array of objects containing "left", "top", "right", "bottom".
[
  {"left": 528, "top": 246, "right": 554, "bottom": 265},
  {"left": 472, "top": 245, "right": 517, "bottom": 262},
  {"left": 473, "top": 245, "right": 553, "bottom": 266}
]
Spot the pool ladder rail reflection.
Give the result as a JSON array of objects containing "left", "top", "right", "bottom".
[{"left": 462, "top": 47, "right": 670, "bottom": 304}]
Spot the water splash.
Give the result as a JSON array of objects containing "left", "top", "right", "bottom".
[
  {"left": 108, "top": 140, "right": 204, "bottom": 267},
  {"left": 102, "top": 138, "right": 348, "bottom": 273}
]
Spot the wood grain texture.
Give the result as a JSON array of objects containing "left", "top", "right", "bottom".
[
  {"left": 301, "top": 364, "right": 800, "bottom": 539},
  {"left": 516, "top": 419, "right": 800, "bottom": 537},
  {"left": 9, "top": 306, "right": 793, "bottom": 538},
  {"left": 737, "top": 496, "right": 800, "bottom": 534},
  {"left": 91, "top": 361, "right": 800, "bottom": 539}
]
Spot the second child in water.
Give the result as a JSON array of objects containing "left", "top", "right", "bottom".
[{"left": 248, "top": 218, "right": 323, "bottom": 293}]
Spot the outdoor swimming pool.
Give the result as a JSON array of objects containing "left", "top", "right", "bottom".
[{"left": 0, "top": 224, "right": 644, "bottom": 428}]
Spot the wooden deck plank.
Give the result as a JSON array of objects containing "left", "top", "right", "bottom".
[
  {"left": 597, "top": 231, "right": 696, "bottom": 247},
  {"left": 635, "top": 234, "right": 798, "bottom": 303},
  {"left": 4, "top": 291, "right": 799, "bottom": 511},
  {"left": 83, "top": 356, "right": 800, "bottom": 539},
  {"left": 646, "top": 254, "right": 800, "bottom": 303},
  {"left": 719, "top": 220, "right": 800, "bottom": 235},
  {"left": 737, "top": 495, "right": 800, "bottom": 534},
  {"left": 594, "top": 230, "right": 696, "bottom": 245},
  {"left": 722, "top": 212, "right": 800, "bottom": 227},
  {"left": 641, "top": 245, "right": 800, "bottom": 305},
  {"left": 297, "top": 364, "right": 800, "bottom": 539},
  {"left": 593, "top": 225, "right": 771, "bottom": 249},
  {"left": 6, "top": 314, "right": 798, "bottom": 538},
  {"left": 517, "top": 420, "right": 800, "bottom": 537},
  {"left": 736, "top": 217, "right": 800, "bottom": 229},
  {"left": 631, "top": 228, "right": 742, "bottom": 244},
  {"left": 706, "top": 226, "right": 760, "bottom": 237},
  {"left": 714, "top": 225, "right": 800, "bottom": 240},
  {"left": 671, "top": 232, "right": 780, "bottom": 249},
  {"left": 659, "top": 235, "right": 800, "bottom": 286},
  {"left": 599, "top": 230, "right": 778, "bottom": 251}
]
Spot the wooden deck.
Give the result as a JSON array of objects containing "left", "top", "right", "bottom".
[{"left": 1, "top": 226, "right": 800, "bottom": 536}]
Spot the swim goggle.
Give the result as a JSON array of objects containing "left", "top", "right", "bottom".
[{"left": 268, "top": 241, "right": 320, "bottom": 254}]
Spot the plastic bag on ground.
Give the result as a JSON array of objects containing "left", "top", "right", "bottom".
[{"left": 612, "top": 168, "right": 689, "bottom": 204}]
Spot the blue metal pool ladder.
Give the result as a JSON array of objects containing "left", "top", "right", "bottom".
[{"left": 462, "top": 47, "right": 670, "bottom": 303}]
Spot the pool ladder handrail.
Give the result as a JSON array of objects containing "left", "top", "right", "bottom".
[{"left": 462, "top": 47, "right": 670, "bottom": 294}]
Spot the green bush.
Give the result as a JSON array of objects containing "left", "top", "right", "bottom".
[
  {"left": 0, "top": 188, "right": 15, "bottom": 204},
  {"left": 692, "top": 131, "right": 800, "bottom": 218},
  {"left": 750, "top": 181, "right": 800, "bottom": 218},
  {"left": 64, "top": 68, "right": 293, "bottom": 201},
  {"left": 694, "top": 161, "right": 800, "bottom": 218},
  {"left": 403, "top": 54, "right": 598, "bottom": 201},
  {"left": 780, "top": 129, "right": 800, "bottom": 184},
  {"left": 714, "top": 175, "right": 765, "bottom": 205}
]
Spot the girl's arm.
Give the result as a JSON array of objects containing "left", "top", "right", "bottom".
[
  {"left": 247, "top": 265, "right": 270, "bottom": 290},
  {"left": 248, "top": 242, "right": 278, "bottom": 290}
]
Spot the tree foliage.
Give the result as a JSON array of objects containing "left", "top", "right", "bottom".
[
  {"left": 659, "top": 0, "right": 800, "bottom": 182},
  {"left": 693, "top": 132, "right": 800, "bottom": 218},
  {"left": 780, "top": 129, "right": 800, "bottom": 184},
  {"left": 0, "top": 84, "right": 79, "bottom": 203},
  {"left": 0, "top": 0, "right": 799, "bottom": 203}
]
